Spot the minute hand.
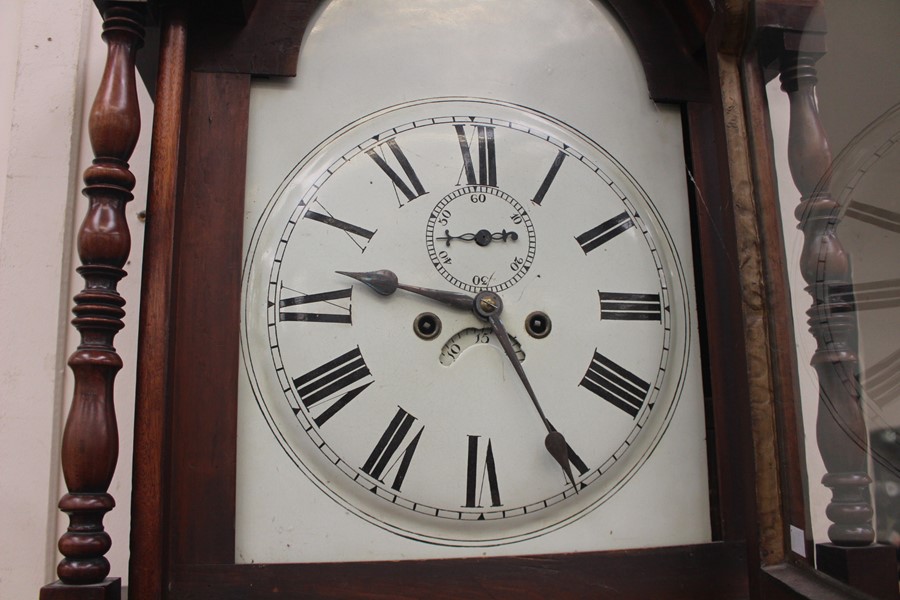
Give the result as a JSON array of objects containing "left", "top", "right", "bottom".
[{"left": 485, "top": 311, "right": 578, "bottom": 494}]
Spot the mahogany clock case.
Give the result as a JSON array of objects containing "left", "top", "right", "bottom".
[{"left": 121, "top": 0, "right": 809, "bottom": 598}]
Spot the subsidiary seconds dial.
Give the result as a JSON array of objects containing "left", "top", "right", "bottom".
[
  {"left": 426, "top": 185, "right": 536, "bottom": 292},
  {"left": 241, "top": 98, "right": 693, "bottom": 546}
]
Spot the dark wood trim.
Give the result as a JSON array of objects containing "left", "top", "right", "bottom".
[
  {"left": 168, "top": 542, "right": 748, "bottom": 600},
  {"left": 740, "top": 43, "right": 814, "bottom": 563},
  {"left": 606, "top": 0, "right": 711, "bottom": 102},
  {"left": 760, "top": 564, "right": 882, "bottom": 600},
  {"left": 167, "top": 69, "right": 250, "bottom": 566},
  {"left": 188, "top": 0, "right": 322, "bottom": 76},
  {"left": 684, "top": 100, "right": 758, "bottom": 548},
  {"left": 184, "top": 0, "right": 714, "bottom": 101},
  {"left": 129, "top": 5, "right": 189, "bottom": 600}
]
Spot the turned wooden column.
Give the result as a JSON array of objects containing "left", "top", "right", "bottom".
[
  {"left": 780, "top": 49, "right": 897, "bottom": 599},
  {"left": 780, "top": 51, "right": 873, "bottom": 548},
  {"left": 41, "top": 4, "right": 145, "bottom": 599}
]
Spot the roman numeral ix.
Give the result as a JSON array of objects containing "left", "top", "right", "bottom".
[{"left": 278, "top": 287, "right": 352, "bottom": 324}]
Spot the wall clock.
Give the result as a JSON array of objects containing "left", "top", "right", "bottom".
[
  {"left": 43, "top": 0, "right": 900, "bottom": 597},
  {"left": 58, "top": 0, "right": 861, "bottom": 597}
]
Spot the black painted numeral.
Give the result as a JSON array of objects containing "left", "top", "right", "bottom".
[
  {"left": 579, "top": 350, "right": 650, "bottom": 418},
  {"left": 845, "top": 200, "right": 900, "bottom": 234},
  {"left": 304, "top": 204, "right": 376, "bottom": 253},
  {"left": 367, "top": 139, "right": 427, "bottom": 204},
  {"left": 860, "top": 347, "right": 900, "bottom": 408},
  {"left": 456, "top": 124, "right": 497, "bottom": 187},
  {"left": 531, "top": 150, "right": 566, "bottom": 205},
  {"left": 361, "top": 407, "right": 423, "bottom": 492},
  {"left": 465, "top": 435, "right": 502, "bottom": 508},
  {"left": 599, "top": 292, "right": 662, "bottom": 322},
  {"left": 829, "top": 278, "right": 900, "bottom": 312},
  {"left": 576, "top": 212, "right": 634, "bottom": 254},
  {"left": 545, "top": 421, "right": 590, "bottom": 478},
  {"left": 279, "top": 287, "right": 352, "bottom": 324},
  {"left": 293, "top": 347, "right": 372, "bottom": 426}
]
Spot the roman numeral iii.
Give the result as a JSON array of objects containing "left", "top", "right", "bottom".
[
  {"left": 599, "top": 291, "right": 662, "bottom": 321},
  {"left": 579, "top": 350, "right": 650, "bottom": 417}
]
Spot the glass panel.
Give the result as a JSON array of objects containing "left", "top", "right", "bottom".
[{"left": 770, "top": 0, "right": 900, "bottom": 584}]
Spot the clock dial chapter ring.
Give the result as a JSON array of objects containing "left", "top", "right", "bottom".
[
  {"left": 426, "top": 185, "right": 536, "bottom": 293},
  {"left": 241, "top": 98, "right": 694, "bottom": 547}
]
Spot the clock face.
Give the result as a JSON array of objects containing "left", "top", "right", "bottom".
[{"left": 241, "top": 98, "right": 692, "bottom": 546}]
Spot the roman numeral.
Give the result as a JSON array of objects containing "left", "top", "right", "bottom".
[
  {"left": 545, "top": 421, "right": 590, "bottom": 479},
  {"left": 455, "top": 124, "right": 497, "bottom": 187},
  {"left": 576, "top": 211, "right": 635, "bottom": 254},
  {"left": 304, "top": 202, "right": 376, "bottom": 253},
  {"left": 278, "top": 287, "right": 352, "bottom": 324},
  {"left": 829, "top": 278, "right": 900, "bottom": 312},
  {"left": 361, "top": 407, "right": 423, "bottom": 492},
  {"left": 599, "top": 292, "right": 662, "bottom": 321},
  {"left": 531, "top": 150, "right": 566, "bottom": 205},
  {"left": 579, "top": 350, "right": 650, "bottom": 418},
  {"left": 845, "top": 200, "right": 900, "bottom": 234},
  {"left": 464, "top": 435, "right": 501, "bottom": 508},
  {"left": 861, "top": 347, "right": 900, "bottom": 408},
  {"left": 292, "top": 347, "right": 372, "bottom": 427},
  {"left": 367, "top": 139, "right": 427, "bottom": 205}
]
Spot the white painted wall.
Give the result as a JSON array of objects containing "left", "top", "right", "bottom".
[{"left": 0, "top": 1, "right": 148, "bottom": 597}]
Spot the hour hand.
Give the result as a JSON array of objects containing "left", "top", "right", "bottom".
[{"left": 337, "top": 269, "right": 476, "bottom": 312}]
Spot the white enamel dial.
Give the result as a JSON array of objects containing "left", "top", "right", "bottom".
[{"left": 242, "top": 98, "right": 691, "bottom": 546}]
